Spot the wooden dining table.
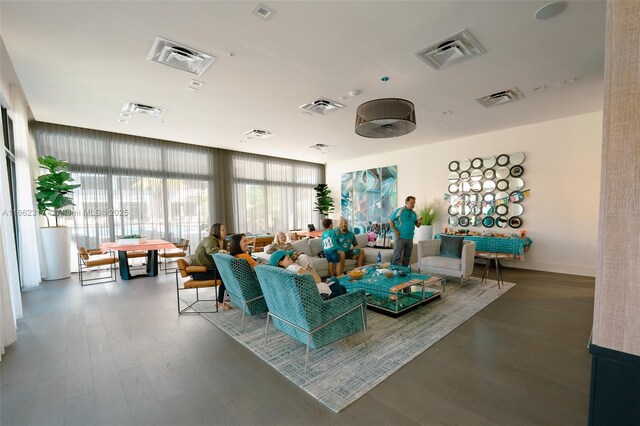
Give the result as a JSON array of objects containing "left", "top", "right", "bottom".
[{"left": 100, "top": 239, "right": 176, "bottom": 280}]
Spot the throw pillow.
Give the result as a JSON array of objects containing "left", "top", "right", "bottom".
[{"left": 439, "top": 235, "right": 465, "bottom": 258}]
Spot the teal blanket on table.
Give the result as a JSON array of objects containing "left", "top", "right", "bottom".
[{"left": 435, "top": 234, "right": 532, "bottom": 257}]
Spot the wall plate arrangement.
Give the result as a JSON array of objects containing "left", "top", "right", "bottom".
[{"left": 446, "top": 151, "right": 527, "bottom": 230}]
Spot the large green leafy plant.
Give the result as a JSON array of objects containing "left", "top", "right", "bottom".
[
  {"left": 313, "top": 183, "right": 335, "bottom": 218},
  {"left": 35, "top": 155, "right": 81, "bottom": 227}
]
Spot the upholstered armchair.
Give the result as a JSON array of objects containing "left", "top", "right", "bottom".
[
  {"left": 212, "top": 253, "right": 268, "bottom": 331},
  {"left": 254, "top": 265, "right": 367, "bottom": 372},
  {"left": 77, "top": 246, "right": 118, "bottom": 286},
  {"left": 417, "top": 240, "right": 476, "bottom": 285},
  {"left": 176, "top": 256, "right": 222, "bottom": 314}
]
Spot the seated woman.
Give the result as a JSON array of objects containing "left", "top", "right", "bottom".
[
  {"left": 267, "top": 231, "right": 315, "bottom": 272},
  {"left": 192, "top": 223, "right": 229, "bottom": 307},
  {"left": 270, "top": 250, "right": 346, "bottom": 299},
  {"left": 229, "top": 233, "right": 258, "bottom": 269}
]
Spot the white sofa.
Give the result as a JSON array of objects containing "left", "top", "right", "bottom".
[
  {"left": 254, "top": 233, "right": 417, "bottom": 276},
  {"left": 416, "top": 239, "right": 476, "bottom": 284}
]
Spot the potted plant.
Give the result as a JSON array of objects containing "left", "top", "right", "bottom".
[
  {"left": 416, "top": 199, "right": 443, "bottom": 241},
  {"left": 313, "top": 183, "right": 335, "bottom": 218},
  {"left": 35, "top": 155, "right": 81, "bottom": 280}
]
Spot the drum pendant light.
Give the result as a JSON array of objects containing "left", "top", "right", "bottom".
[{"left": 355, "top": 77, "right": 416, "bottom": 138}]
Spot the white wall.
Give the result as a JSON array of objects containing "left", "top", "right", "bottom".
[{"left": 326, "top": 111, "right": 603, "bottom": 277}]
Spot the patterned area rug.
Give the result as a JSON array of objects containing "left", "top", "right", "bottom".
[{"left": 184, "top": 277, "right": 514, "bottom": 412}]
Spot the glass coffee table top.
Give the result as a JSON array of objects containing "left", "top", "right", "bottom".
[{"left": 339, "top": 266, "right": 444, "bottom": 317}]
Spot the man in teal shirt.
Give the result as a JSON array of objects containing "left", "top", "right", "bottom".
[
  {"left": 389, "top": 196, "right": 422, "bottom": 266},
  {"left": 335, "top": 218, "right": 365, "bottom": 273}
]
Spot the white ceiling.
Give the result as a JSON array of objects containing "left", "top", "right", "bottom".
[{"left": 1, "top": 1, "right": 606, "bottom": 164}]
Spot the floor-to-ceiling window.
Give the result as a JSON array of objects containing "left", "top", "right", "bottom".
[
  {"left": 2, "top": 106, "right": 20, "bottom": 287},
  {"left": 35, "top": 124, "right": 214, "bottom": 249},
  {"left": 231, "top": 152, "right": 323, "bottom": 234}
]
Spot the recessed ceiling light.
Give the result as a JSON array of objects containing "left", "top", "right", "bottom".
[
  {"left": 348, "top": 90, "right": 361, "bottom": 97},
  {"left": 535, "top": 2, "right": 567, "bottom": 20},
  {"left": 117, "top": 119, "right": 128, "bottom": 123},
  {"left": 120, "top": 113, "right": 132, "bottom": 118},
  {"left": 186, "top": 86, "right": 197, "bottom": 91},
  {"left": 533, "top": 85, "right": 547, "bottom": 92},
  {"left": 442, "top": 110, "right": 453, "bottom": 115},
  {"left": 569, "top": 77, "right": 578, "bottom": 83}
]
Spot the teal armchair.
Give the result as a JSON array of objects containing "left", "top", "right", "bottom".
[
  {"left": 254, "top": 265, "right": 367, "bottom": 372},
  {"left": 212, "top": 253, "right": 268, "bottom": 331}
]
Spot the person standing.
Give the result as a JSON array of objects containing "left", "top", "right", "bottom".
[
  {"left": 389, "top": 196, "right": 422, "bottom": 267},
  {"left": 321, "top": 218, "right": 340, "bottom": 277}
]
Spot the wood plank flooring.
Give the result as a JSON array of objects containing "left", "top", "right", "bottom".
[{"left": 0, "top": 266, "right": 594, "bottom": 425}]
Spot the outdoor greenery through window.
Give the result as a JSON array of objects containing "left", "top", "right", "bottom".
[{"left": 34, "top": 123, "right": 324, "bottom": 248}]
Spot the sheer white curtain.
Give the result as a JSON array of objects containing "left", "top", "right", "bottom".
[
  {"left": 231, "top": 153, "right": 323, "bottom": 234},
  {"left": 12, "top": 85, "right": 42, "bottom": 287},
  {"left": 35, "top": 124, "right": 215, "bottom": 266},
  {"left": 0, "top": 121, "right": 20, "bottom": 359}
]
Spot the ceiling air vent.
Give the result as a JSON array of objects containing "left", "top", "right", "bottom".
[
  {"left": 299, "top": 98, "right": 345, "bottom": 115},
  {"left": 242, "top": 129, "right": 273, "bottom": 140},
  {"left": 414, "top": 28, "right": 485, "bottom": 70},
  {"left": 122, "top": 102, "right": 166, "bottom": 118},
  {"left": 147, "top": 37, "right": 215, "bottom": 76},
  {"left": 476, "top": 88, "right": 526, "bottom": 108},
  {"left": 252, "top": 3, "right": 276, "bottom": 20},
  {"left": 308, "top": 143, "right": 331, "bottom": 153}
]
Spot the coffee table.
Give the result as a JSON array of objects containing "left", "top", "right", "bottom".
[{"left": 340, "top": 268, "right": 444, "bottom": 317}]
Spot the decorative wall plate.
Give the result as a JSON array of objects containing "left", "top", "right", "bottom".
[
  {"left": 470, "top": 215, "right": 481, "bottom": 227},
  {"left": 458, "top": 216, "right": 470, "bottom": 227},
  {"left": 460, "top": 182, "right": 471, "bottom": 192},
  {"left": 509, "top": 191, "right": 524, "bottom": 203},
  {"left": 496, "top": 204, "right": 508, "bottom": 215},
  {"left": 448, "top": 171, "right": 460, "bottom": 183},
  {"left": 482, "top": 204, "right": 495, "bottom": 215},
  {"left": 471, "top": 205, "right": 482, "bottom": 215},
  {"left": 497, "top": 154, "right": 510, "bottom": 166},
  {"left": 460, "top": 205, "right": 471, "bottom": 216},
  {"left": 510, "top": 151, "right": 525, "bottom": 165},
  {"left": 459, "top": 159, "right": 471, "bottom": 171},
  {"left": 449, "top": 216, "right": 459, "bottom": 226},
  {"left": 448, "top": 205, "right": 459, "bottom": 215},
  {"left": 448, "top": 183, "right": 459, "bottom": 193},
  {"left": 484, "top": 168, "right": 495, "bottom": 179},
  {"left": 471, "top": 158, "right": 483, "bottom": 168},
  {"left": 449, "top": 195, "right": 459, "bottom": 205},
  {"left": 482, "top": 180, "right": 496, "bottom": 192},
  {"left": 496, "top": 216, "right": 509, "bottom": 228},
  {"left": 470, "top": 169, "right": 483, "bottom": 181},
  {"left": 510, "top": 203, "right": 524, "bottom": 216},
  {"left": 483, "top": 216, "right": 495, "bottom": 228},
  {"left": 484, "top": 193, "right": 495, "bottom": 202},
  {"left": 510, "top": 165, "right": 524, "bottom": 177},
  {"left": 483, "top": 156, "right": 497, "bottom": 168},
  {"left": 496, "top": 166, "right": 510, "bottom": 179},
  {"left": 509, "top": 216, "right": 523, "bottom": 228},
  {"left": 448, "top": 161, "right": 460, "bottom": 171},
  {"left": 496, "top": 179, "right": 509, "bottom": 190},
  {"left": 459, "top": 171, "right": 470, "bottom": 181},
  {"left": 470, "top": 182, "right": 482, "bottom": 192}
]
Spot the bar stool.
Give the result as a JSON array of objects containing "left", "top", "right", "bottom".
[{"left": 477, "top": 252, "right": 511, "bottom": 289}]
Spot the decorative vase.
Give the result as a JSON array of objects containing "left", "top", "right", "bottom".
[
  {"left": 415, "top": 224, "right": 434, "bottom": 241},
  {"left": 40, "top": 226, "right": 71, "bottom": 280}
]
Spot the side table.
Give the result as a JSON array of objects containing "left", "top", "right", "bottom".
[{"left": 477, "top": 253, "right": 511, "bottom": 289}]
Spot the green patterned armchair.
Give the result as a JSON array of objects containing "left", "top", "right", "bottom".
[
  {"left": 254, "top": 265, "right": 368, "bottom": 372},
  {"left": 212, "top": 253, "right": 269, "bottom": 331}
]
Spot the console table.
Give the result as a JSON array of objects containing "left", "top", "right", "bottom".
[{"left": 435, "top": 234, "right": 532, "bottom": 260}]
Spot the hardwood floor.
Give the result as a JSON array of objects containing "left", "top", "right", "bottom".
[{"left": 0, "top": 265, "right": 594, "bottom": 425}]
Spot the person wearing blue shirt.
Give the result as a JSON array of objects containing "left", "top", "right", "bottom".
[
  {"left": 335, "top": 218, "right": 365, "bottom": 273},
  {"left": 321, "top": 218, "right": 340, "bottom": 277},
  {"left": 389, "top": 196, "right": 422, "bottom": 266}
]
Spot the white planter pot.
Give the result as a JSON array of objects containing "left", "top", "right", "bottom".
[
  {"left": 415, "top": 225, "right": 434, "bottom": 241},
  {"left": 40, "top": 227, "right": 71, "bottom": 280}
]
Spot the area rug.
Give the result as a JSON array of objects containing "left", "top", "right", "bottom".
[{"left": 183, "top": 277, "right": 514, "bottom": 412}]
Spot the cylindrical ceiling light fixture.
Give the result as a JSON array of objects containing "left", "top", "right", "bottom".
[{"left": 355, "top": 98, "right": 416, "bottom": 138}]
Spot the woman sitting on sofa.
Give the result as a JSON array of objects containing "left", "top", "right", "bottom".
[
  {"left": 267, "top": 231, "right": 316, "bottom": 271},
  {"left": 229, "top": 233, "right": 258, "bottom": 269},
  {"left": 270, "top": 250, "right": 346, "bottom": 299}
]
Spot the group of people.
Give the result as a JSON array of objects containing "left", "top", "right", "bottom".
[{"left": 189, "top": 195, "right": 422, "bottom": 307}]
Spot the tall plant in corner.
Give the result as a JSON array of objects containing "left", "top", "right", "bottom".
[
  {"left": 35, "top": 155, "right": 81, "bottom": 227},
  {"left": 313, "top": 183, "right": 335, "bottom": 218}
]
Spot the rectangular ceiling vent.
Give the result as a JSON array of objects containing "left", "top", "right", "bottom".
[
  {"left": 122, "top": 101, "right": 166, "bottom": 118},
  {"left": 252, "top": 3, "right": 276, "bottom": 20},
  {"left": 147, "top": 37, "right": 215, "bottom": 76},
  {"left": 242, "top": 129, "right": 273, "bottom": 140},
  {"left": 476, "top": 88, "right": 526, "bottom": 108},
  {"left": 308, "top": 143, "right": 331, "bottom": 152},
  {"left": 414, "top": 28, "right": 486, "bottom": 71},
  {"left": 299, "top": 98, "right": 345, "bottom": 115}
]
